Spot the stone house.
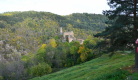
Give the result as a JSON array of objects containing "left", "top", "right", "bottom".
[
  {"left": 60, "top": 27, "right": 76, "bottom": 43},
  {"left": 60, "top": 27, "right": 84, "bottom": 44}
]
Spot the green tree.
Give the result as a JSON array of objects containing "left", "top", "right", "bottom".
[
  {"left": 0, "top": 22, "right": 5, "bottom": 28},
  {"left": 94, "top": 0, "right": 138, "bottom": 68},
  {"left": 77, "top": 45, "right": 89, "bottom": 62},
  {"left": 30, "top": 62, "right": 52, "bottom": 77},
  {"left": 83, "top": 39, "right": 96, "bottom": 49},
  {"left": 49, "top": 39, "right": 57, "bottom": 48},
  {"left": 55, "top": 35, "right": 58, "bottom": 40},
  {"left": 70, "top": 46, "right": 77, "bottom": 54}
]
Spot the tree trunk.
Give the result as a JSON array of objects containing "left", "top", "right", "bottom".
[
  {"left": 134, "top": 0, "right": 138, "bottom": 68},
  {"left": 135, "top": 44, "right": 138, "bottom": 68}
]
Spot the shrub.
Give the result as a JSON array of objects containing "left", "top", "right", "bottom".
[
  {"left": 68, "top": 63, "right": 71, "bottom": 67},
  {"left": 30, "top": 62, "right": 52, "bottom": 77},
  {"left": 95, "top": 70, "right": 130, "bottom": 80},
  {"left": 131, "top": 72, "right": 138, "bottom": 80},
  {"left": 0, "top": 22, "right": 5, "bottom": 28},
  {"left": 72, "top": 62, "right": 74, "bottom": 66},
  {"left": 0, "top": 76, "right": 3, "bottom": 80},
  {"left": 64, "top": 64, "right": 67, "bottom": 67},
  {"left": 1, "top": 60, "right": 25, "bottom": 80},
  {"left": 35, "top": 48, "right": 46, "bottom": 63},
  {"left": 77, "top": 57, "right": 82, "bottom": 64},
  {"left": 87, "top": 53, "right": 95, "bottom": 61}
]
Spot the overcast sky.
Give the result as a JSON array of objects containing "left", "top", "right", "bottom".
[{"left": 0, "top": 0, "right": 110, "bottom": 15}]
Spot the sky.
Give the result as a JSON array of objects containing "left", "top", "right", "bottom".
[{"left": 0, "top": 0, "right": 110, "bottom": 15}]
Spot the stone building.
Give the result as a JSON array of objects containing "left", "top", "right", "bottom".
[
  {"left": 77, "top": 39, "right": 84, "bottom": 44},
  {"left": 60, "top": 27, "right": 84, "bottom": 44},
  {"left": 60, "top": 27, "right": 76, "bottom": 43}
]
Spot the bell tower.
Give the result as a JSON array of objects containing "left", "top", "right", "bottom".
[{"left": 60, "top": 27, "right": 62, "bottom": 35}]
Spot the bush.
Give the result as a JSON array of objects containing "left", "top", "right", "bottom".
[
  {"left": 64, "top": 64, "right": 67, "bottom": 67},
  {"left": 68, "top": 63, "right": 71, "bottom": 67},
  {"left": 72, "top": 62, "right": 74, "bottom": 66},
  {"left": 131, "top": 72, "right": 138, "bottom": 80},
  {"left": 1, "top": 60, "right": 25, "bottom": 80},
  {"left": 0, "top": 76, "right": 3, "bottom": 80},
  {"left": 77, "top": 57, "right": 82, "bottom": 64},
  {"left": 87, "top": 53, "right": 95, "bottom": 61},
  {"left": 0, "top": 22, "right": 5, "bottom": 28},
  {"left": 30, "top": 62, "right": 52, "bottom": 77},
  {"left": 95, "top": 70, "right": 130, "bottom": 80}
]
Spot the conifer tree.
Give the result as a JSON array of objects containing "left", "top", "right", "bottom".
[{"left": 94, "top": 0, "right": 138, "bottom": 68}]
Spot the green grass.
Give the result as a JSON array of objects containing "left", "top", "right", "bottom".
[
  {"left": 30, "top": 53, "right": 135, "bottom": 80},
  {"left": 131, "top": 72, "right": 138, "bottom": 80}
]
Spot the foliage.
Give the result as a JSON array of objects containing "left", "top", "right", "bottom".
[
  {"left": 78, "top": 45, "right": 89, "bottom": 62},
  {"left": 35, "top": 48, "right": 46, "bottom": 63},
  {"left": 95, "top": 70, "right": 130, "bottom": 80},
  {"left": 70, "top": 41, "right": 80, "bottom": 47},
  {"left": 35, "top": 44, "right": 47, "bottom": 63},
  {"left": 65, "top": 13, "right": 107, "bottom": 31},
  {"left": 83, "top": 39, "right": 96, "bottom": 49},
  {"left": 30, "top": 52, "right": 135, "bottom": 80},
  {"left": 77, "top": 57, "right": 81, "bottom": 64},
  {"left": 70, "top": 46, "right": 77, "bottom": 54},
  {"left": 30, "top": 62, "right": 52, "bottom": 77},
  {"left": 0, "top": 22, "right": 5, "bottom": 28},
  {"left": 131, "top": 72, "right": 138, "bottom": 80},
  {"left": 0, "top": 76, "right": 3, "bottom": 80},
  {"left": 41, "top": 44, "right": 46, "bottom": 49},
  {"left": 0, "top": 11, "right": 107, "bottom": 58},
  {"left": 94, "top": 0, "right": 137, "bottom": 54},
  {"left": 0, "top": 11, "right": 107, "bottom": 79},
  {"left": 49, "top": 39, "right": 57, "bottom": 48},
  {"left": 0, "top": 60, "right": 25, "bottom": 80},
  {"left": 55, "top": 35, "right": 58, "bottom": 40}
]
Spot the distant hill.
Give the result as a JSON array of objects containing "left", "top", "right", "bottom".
[
  {"left": 0, "top": 11, "right": 107, "bottom": 54},
  {"left": 65, "top": 13, "right": 107, "bottom": 31},
  {"left": 0, "top": 11, "right": 107, "bottom": 31}
]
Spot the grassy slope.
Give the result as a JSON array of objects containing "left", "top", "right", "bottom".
[{"left": 30, "top": 52, "right": 135, "bottom": 80}]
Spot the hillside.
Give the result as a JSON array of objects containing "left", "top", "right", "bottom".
[
  {"left": 0, "top": 11, "right": 107, "bottom": 60},
  {"left": 0, "top": 11, "right": 109, "bottom": 80},
  {"left": 30, "top": 52, "right": 136, "bottom": 80},
  {"left": 65, "top": 13, "right": 107, "bottom": 31}
]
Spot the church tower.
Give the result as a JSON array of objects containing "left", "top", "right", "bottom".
[{"left": 60, "top": 27, "right": 62, "bottom": 35}]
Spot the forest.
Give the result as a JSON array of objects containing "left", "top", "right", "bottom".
[
  {"left": 0, "top": 0, "right": 138, "bottom": 79},
  {"left": 0, "top": 11, "right": 107, "bottom": 80}
]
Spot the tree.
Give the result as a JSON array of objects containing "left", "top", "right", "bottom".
[
  {"left": 78, "top": 45, "right": 89, "bottom": 62},
  {"left": 49, "top": 39, "right": 57, "bottom": 48},
  {"left": 94, "top": 0, "right": 138, "bottom": 68},
  {"left": 30, "top": 62, "right": 52, "bottom": 77},
  {"left": 70, "top": 46, "right": 77, "bottom": 54},
  {"left": 0, "top": 22, "right": 5, "bottom": 28}
]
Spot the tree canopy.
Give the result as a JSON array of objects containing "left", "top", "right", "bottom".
[{"left": 94, "top": 0, "right": 138, "bottom": 68}]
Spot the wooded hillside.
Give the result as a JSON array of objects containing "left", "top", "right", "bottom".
[{"left": 0, "top": 11, "right": 107, "bottom": 54}]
